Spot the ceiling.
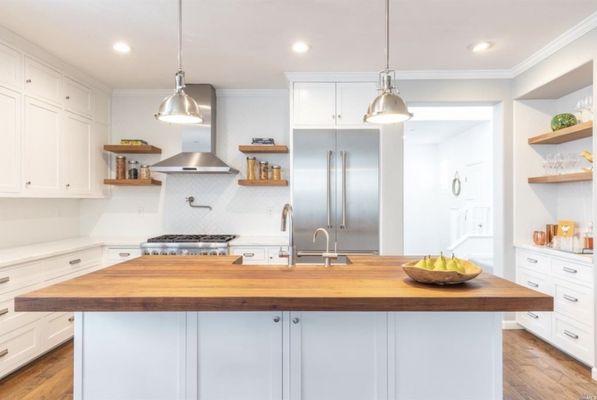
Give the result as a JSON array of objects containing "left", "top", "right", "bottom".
[{"left": 1, "top": 0, "right": 596, "bottom": 88}]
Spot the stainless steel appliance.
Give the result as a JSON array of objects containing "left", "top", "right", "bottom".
[
  {"left": 292, "top": 129, "right": 379, "bottom": 258},
  {"left": 141, "top": 234, "right": 237, "bottom": 256}
]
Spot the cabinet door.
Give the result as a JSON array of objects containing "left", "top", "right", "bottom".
[
  {"left": 196, "top": 312, "right": 283, "bottom": 400},
  {"left": 336, "top": 82, "right": 378, "bottom": 127},
  {"left": 23, "top": 97, "right": 61, "bottom": 194},
  {"left": 24, "top": 56, "right": 61, "bottom": 105},
  {"left": 0, "top": 87, "right": 21, "bottom": 193},
  {"left": 63, "top": 76, "right": 92, "bottom": 117},
  {"left": 91, "top": 122, "right": 110, "bottom": 197},
  {"left": 0, "top": 42, "right": 22, "bottom": 90},
  {"left": 293, "top": 82, "right": 336, "bottom": 127},
  {"left": 289, "top": 312, "right": 387, "bottom": 400},
  {"left": 62, "top": 112, "right": 91, "bottom": 195},
  {"left": 94, "top": 89, "right": 111, "bottom": 124}
]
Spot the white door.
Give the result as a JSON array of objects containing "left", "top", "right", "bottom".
[
  {"left": 23, "top": 97, "right": 61, "bottom": 194},
  {"left": 24, "top": 56, "right": 62, "bottom": 105},
  {"left": 0, "top": 87, "right": 21, "bottom": 193},
  {"left": 91, "top": 122, "right": 110, "bottom": 197},
  {"left": 196, "top": 312, "right": 283, "bottom": 400},
  {"left": 289, "top": 312, "right": 388, "bottom": 400},
  {"left": 0, "top": 42, "right": 22, "bottom": 90},
  {"left": 293, "top": 82, "right": 336, "bottom": 127},
  {"left": 62, "top": 112, "right": 91, "bottom": 195},
  {"left": 63, "top": 76, "right": 92, "bottom": 117},
  {"left": 336, "top": 82, "right": 378, "bottom": 127}
]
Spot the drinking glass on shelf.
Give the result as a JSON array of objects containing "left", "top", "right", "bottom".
[
  {"left": 554, "top": 152, "right": 564, "bottom": 175},
  {"left": 544, "top": 153, "right": 555, "bottom": 175}
]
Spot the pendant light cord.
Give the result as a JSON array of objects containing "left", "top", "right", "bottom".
[
  {"left": 385, "top": 0, "right": 390, "bottom": 71},
  {"left": 178, "top": 0, "right": 183, "bottom": 72}
]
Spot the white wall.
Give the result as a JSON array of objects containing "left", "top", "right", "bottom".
[
  {"left": 0, "top": 199, "right": 80, "bottom": 248},
  {"left": 80, "top": 90, "right": 290, "bottom": 238}
]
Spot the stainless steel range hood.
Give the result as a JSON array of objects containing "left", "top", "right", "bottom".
[{"left": 151, "top": 84, "right": 238, "bottom": 174}]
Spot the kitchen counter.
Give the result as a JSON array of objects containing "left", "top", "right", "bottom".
[{"left": 15, "top": 255, "right": 552, "bottom": 312}]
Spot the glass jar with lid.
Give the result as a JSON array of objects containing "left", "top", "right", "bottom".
[{"left": 128, "top": 160, "right": 139, "bottom": 179}]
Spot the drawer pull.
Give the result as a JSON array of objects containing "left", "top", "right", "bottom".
[
  {"left": 563, "top": 330, "right": 579, "bottom": 340},
  {"left": 562, "top": 266, "right": 578, "bottom": 274},
  {"left": 526, "top": 258, "right": 538, "bottom": 264},
  {"left": 0, "top": 308, "right": 8, "bottom": 316},
  {"left": 0, "top": 349, "right": 7, "bottom": 358},
  {"left": 68, "top": 316, "right": 75, "bottom": 322},
  {"left": 0, "top": 276, "right": 9, "bottom": 284},
  {"left": 118, "top": 252, "right": 131, "bottom": 257},
  {"left": 563, "top": 294, "right": 578, "bottom": 303},
  {"left": 526, "top": 312, "right": 539, "bottom": 319},
  {"left": 526, "top": 280, "right": 539, "bottom": 288},
  {"left": 242, "top": 253, "right": 255, "bottom": 257},
  {"left": 69, "top": 259, "right": 82, "bottom": 265}
]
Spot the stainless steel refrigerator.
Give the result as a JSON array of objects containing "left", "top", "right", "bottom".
[{"left": 292, "top": 129, "right": 379, "bottom": 258}]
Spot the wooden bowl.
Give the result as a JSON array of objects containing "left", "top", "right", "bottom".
[{"left": 402, "top": 259, "right": 483, "bottom": 285}]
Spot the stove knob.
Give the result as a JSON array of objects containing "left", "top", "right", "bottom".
[
  {"left": 143, "top": 251, "right": 151, "bottom": 255},
  {"left": 170, "top": 251, "right": 177, "bottom": 255},
  {"left": 218, "top": 250, "right": 227, "bottom": 256},
  {"left": 161, "top": 251, "right": 168, "bottom": 256},
  {"left": 199, "top": 251, "right": 207, "bottom": 256},
  {"left": 209, "top": 250, "right": 217, "bottom": 256}
]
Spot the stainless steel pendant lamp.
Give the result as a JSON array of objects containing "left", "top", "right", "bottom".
[
  {"left": 364, "top": 0, "right": 413, "bottom": 124},
  {"left": 155, "top": 0, "right": 202, "bottom": 124}
]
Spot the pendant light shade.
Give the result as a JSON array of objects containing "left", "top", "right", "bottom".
[
  {"left": 364, "top": 0, "right": 412, "bottom": 125},
  {"left": 156, "top": 0, "right": 202, "bottom": 124}
]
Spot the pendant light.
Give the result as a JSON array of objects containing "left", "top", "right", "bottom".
[
  {"left": 155, "top": 0, "right": 202, "bottom": 124},
  {"left": 364, "top": 0, "right": 412, "bottom": 124}
]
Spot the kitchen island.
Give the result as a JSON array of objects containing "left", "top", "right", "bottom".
[{"left": 16, "top": 255, "right": 552, "bottom": 400}]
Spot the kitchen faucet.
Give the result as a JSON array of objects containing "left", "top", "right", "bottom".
[
  {"left": 279, "top": 203, "right": 296, "bottom": 266},
  {"left": 312, "top": 228, "right": 338, "bottom": 267}
]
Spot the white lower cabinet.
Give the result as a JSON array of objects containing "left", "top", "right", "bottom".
[{"left": 231, "top": 245, "right": 289, "bottom": 265}]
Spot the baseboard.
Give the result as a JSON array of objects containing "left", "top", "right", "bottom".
[{"left": 502, "top": 320, "right": 522, "bottom": 330}]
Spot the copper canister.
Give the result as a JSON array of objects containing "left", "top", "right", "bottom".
[
  {"left": 246, "top": 157, "right": 257, "bottom": 180},
  {"left": 115, "top": 155, "right": 126, "bottom": 179},
  {"left": 546, "top": 224, "right": 558, "bottom": 245},
  {"left": 259, "top": 161, "right": 269, "bottom": 180},
  {"left": 272, "top": 165, "right": 282, "bottom": 180}
]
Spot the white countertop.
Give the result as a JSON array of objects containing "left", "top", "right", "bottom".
[{"left": 515, "top": 243, "right": 593, "bottom": 264}]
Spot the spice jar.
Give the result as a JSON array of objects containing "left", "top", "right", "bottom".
[
  {"left": 246, "top": 157, "right": 257, "bottom": 180},
  {"left": 140, "top": 165, "right": 151, "bottom": 180},
  {"left": 259, "top": 161, "right": 269, "bottom": 180},
  {"left": 116, "top": 156, "right": 127, "bottom": 179},
  {"left": 272, "top": 165, "right": 282, "bottom": 180},
  {"left": 128, "top": 160, "right": 139, "bottom": 179}
]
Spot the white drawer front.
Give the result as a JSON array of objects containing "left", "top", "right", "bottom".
[
  {"left": 42, "top": 312, "right": 74, "bottom": 350},
  {"left": 553, "top": 314, "right": 593, "bottom": 365},
  {"left": 49, "top": 247, "right": 103, "bottom": 278},
  {"left": 516, "top": 268, "right": 552, "bottom": 295},
  {"left": 516, "top": 250, "right": 550, "bottom": 273},
  {"left": 0, "top": 260, "right": 46, "bottom": 295},
  {"left": 554, "top": 280, "right": 593, "bottom": 324},
  {"left": 0, "top": 324, "right": 41, "bottom": 377},
  {"left": 104, "top": 247, "right": 141, "bottom": 264},
  {"left": 551, "top": 258, "right": 592, "bottom": 287},
  {"left": 517, "top": 310, "right": 551, "bottom": 339},
  {"left": 231, "top": 247, "right": 267, "bottom": 264},
  {"left": 0, "top": 297, "right": 46, "bottom": 337}
]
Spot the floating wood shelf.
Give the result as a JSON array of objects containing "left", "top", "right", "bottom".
[
  {"left": 528, "top": 171, "right": 592, "bottom": 184},
  {"left": 104, "top": 145, "right": 162, "bottom": 154},
  {"left": 104, "top": 179, "right": 162, "bottom": 186},
  {"left": 239, "top": 145, "right": 288, "bottom": 154},
  {"left": 528, "top": 121, "right": 593, "bottom": 145},
  {"left": 238, "top": 179, "right": 288, "bottom": 186}
]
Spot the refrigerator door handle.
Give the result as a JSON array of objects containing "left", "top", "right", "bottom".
[
  {"left": 326, "top": 150, "right": 333, "bottom": 228},
  {"left": 340, "top": 150, "right": 347, "bottom": 230}
]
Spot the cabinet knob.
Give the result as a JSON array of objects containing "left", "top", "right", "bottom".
[
  {"left": 273, "top": 316, "right": 280, "bottom": 323},
  {"left": 68, "top": 316, "right": 75, "bottom": 322},
  {"left": 25, "top": 181, "right": 31, "bottom": 186},
  {"left": 65, "top": 96, "right": 70, "bottom": 100},
  {"left": 66, "top": 183, "right": 71, "bottom": 188},
  {"left": 337, "top": 114, "right": 342, "bottom": 119},
  {"left": 25, "top": 79, "right": 31, "bottom": 83},
  {"left": 292, "top": 317, "right": 300, "bottom": 324},
  {"left": 331, "top": 114, "right": 335, "bottom": 119}
]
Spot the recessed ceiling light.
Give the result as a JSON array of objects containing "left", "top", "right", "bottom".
[
  {"left": 292, "top": 41, "right": 310, "bottom": 54},
  {"left": 469, "top": 41, "right": 493, "bottom": 53},
  {"left": 112, "top": 41, "right": 131, "bottom": 54}
]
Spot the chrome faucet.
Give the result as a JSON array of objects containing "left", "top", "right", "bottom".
[
  {"left": 280, "top": 203, "right": 296, "bottom": 266},
  {"left": 312, "top": 228, "right": 338, "bottom": 267}
]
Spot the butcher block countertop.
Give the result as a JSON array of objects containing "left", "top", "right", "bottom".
[{"left": 15, "top": 255, "right": 553, "bottom": 312}]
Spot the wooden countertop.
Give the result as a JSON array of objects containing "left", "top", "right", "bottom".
[{"left": 15, "top": 256, "right": 553, "bottom": 312}]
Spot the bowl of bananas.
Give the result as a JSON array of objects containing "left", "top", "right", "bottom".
[{"left": 402, "top": 253, "right": 483, "bottom": 285}]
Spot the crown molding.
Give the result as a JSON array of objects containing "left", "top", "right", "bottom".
[
  {"left": 286, "top": 69, "right": 513, "bottom": 82},
  {"left": 511, "top": 11, "right": 597, "bottom": 77}
]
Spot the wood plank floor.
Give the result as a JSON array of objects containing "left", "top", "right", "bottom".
[{"left": 0, "top": 330, "right": 596, "bottom": 399}]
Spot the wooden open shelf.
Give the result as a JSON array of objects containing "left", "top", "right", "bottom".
[
  {"left": 104, "top": 144, "right": 162, "bottom": 154},
  {"left": 104, "top": 179, "right": 162, "bottom": 186},
  {"left": 528, "top": 171, "right": 592, "bottom": 184},
  {"left": 239, "top": 145, "right": 288, "bottom": 154},
  {"left": 528, "top": 121, "right": 593, "bottom": 144},
  {"left": 238, "top": 179, "right": 288, "bottom": 187}
]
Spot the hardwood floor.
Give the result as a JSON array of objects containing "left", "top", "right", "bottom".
[{"left": 0, "top": 330, "right": 596, "bottom": 399}]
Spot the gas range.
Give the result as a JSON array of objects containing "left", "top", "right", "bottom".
[{"left": 141, "top": 234, "right": 237, "bottom": 256}]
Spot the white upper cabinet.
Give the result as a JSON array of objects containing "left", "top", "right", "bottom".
[
  {"left": 336, "top": 82, "right": 378, "bottom": 126},
  {"left": 93, "top": 89, "right": 111, "bottom": 124},
  {"left": 24, "top": 56, "right": 62, "bottom": 105},
  {"left": 0, "top": 87, "right": 21, "bottom": 193},
  {"left": 63, "top": 76, "right": 92, "bottom": 117},
  {"left": 62, "top": 112, "right": 91, "bottom": 195},
  {"left": 23, "top": 97, "right": 61, "bottom": 194},
  {"left": 0, "top": 42, "right": 22, "bottom": 90},
  {"left": 293, "top": 82, "right": 336, "bottom": 126}
]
